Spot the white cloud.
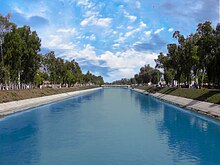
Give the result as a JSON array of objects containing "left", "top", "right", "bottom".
[
  {"left": 76, "top": 0, "right": 92, "bottom": 8},
  {"left": 80, "top": 16, "right": 93, "bottom": 26},
  {"left": 128, "top": 15, "right": 137, "bottom": 22},
  {"left": 95, "top": 18, "right": 112, "bottom": 27},
  {"left": 124, "top": 11, "right": 137, "bottom": 22},
  {"left": 99, "top": 49, "right": 158, "bottom": 81},
  {"left": 113, "top": 43, "right": 120, "bottom": 47},
  {"left": 80, "top": 16, "right": 112, "bottom": 28},
  {"left": 117, "top": 25, "right": 124, "bottom": 29},
  {"left": 127, "top": 26, "right": 133, "bottom": 30},
  {"left": 85, "top": 34, "right": 96, "bottom": 41},
  {"left": 125, "top": 31, "right": 135, "bottom": 38},
  {"left": 140, "top": 21, "right": 147, "bottom": 28},
  {"left": 59, "top": 42, "right": 76, "bottom": 50},
  {"left": 84, "top": 10, "right": 99, "bottom": 17},
  {"left": 124, "top": 21, "right": 147, "bottom": 38},
  {"left": 168, "top": 28, "right": 174, "bottom": 32},
  {"left": 145, "top": 30, "right": 152, "bottom": 37},
  {"left": 43, "top": 33, "right": 76, "bottom": 50},
  {"left": 12, "top": 2, "right": 49, "bottom": 18},
  {"left": 114, "top": 36, "right": 126, "bottom": 43},
  {"left": 13, "top": 6, "right": 23, "bottom": 14},
  {"left": 136, "top": 1, "right": 141, "bottom": 9},
  {"left": 57, "top": 28, "right": 77, "bottom": 34},
  {"left": 90, "top": 34, "right": 96, "bottom": 41},
  {"left": 39, "top": 25, "right": 79, "bottom": 52},
  {"left": 52, "top": 42, "right": 158, "bottom": 82},
  {"left": 78, "top": 44, "right": 98, "bottom": 60},
  {"left": 154, "top": 28, "right": 164, "bottom": 34}
]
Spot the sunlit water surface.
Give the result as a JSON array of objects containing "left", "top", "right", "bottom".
[{"left": 0, "top": 88, "right": 220, "bottom": 165}]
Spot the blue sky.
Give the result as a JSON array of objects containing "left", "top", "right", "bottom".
[{"left": 0, "top": 0, "right": 219, "bottom": 82}]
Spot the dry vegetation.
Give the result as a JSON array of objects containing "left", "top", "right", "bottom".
[
  {"left": 137, "top": 86, "right": 220, "bottom": 104},
  {"left": 0, "top": 86, "right": 98, "bottom": 103}
]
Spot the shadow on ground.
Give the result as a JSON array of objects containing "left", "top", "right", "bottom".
[{"left": 144, "top": 87, "right": 220, "bottom": 105}]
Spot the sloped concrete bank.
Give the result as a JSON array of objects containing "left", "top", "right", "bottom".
[
  {"left": 132, "top": 88, "right": 220, "bottom": 120},
  {"left": 0, "top": 87, "right": 102, "bottom": 117}
]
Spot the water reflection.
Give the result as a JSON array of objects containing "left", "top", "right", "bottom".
[
  {"left": 0, "top": 89, "right": 103, "bottom": 165},
  {"left": 0, "top": 110, "right": 40, "bottom": 164},
  {"left": 132, "top": 92, "right": 163, "bottom": 115},
  {"left": 0, "top": 89, "right": 220, "bottom": 165},
  {"left": 134, "top": 90, "right": 220, "bottom": 165}
]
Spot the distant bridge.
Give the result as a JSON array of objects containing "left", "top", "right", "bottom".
[{"left": 101, "top": 85, "right": 131, "bottom": 88}]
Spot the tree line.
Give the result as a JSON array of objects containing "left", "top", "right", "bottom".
[
  {"left": 112, "top": 64, "right": 161, "bottom": 85},
  {"left": 155, "top": 21, "right": 220, "bottom": 88},
  {"left": 0, "top": 14, "right": 104, "bottom": 89},
  {"left": 114, "top": 21, "right": 220, "bottom": 88}
]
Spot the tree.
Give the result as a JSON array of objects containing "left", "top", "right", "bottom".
[
  {"left": 17, "top": 26, "right": 41, "bottom": 83},
  {"left": 0, "top": 63, "right": 10, "bottom": 84},
  {"left": 132, "top": 64, "right": 162, "bottom": 85},
  {"left": 151, "top": 69, "right": 162, "bottom": 84},
  {"left": 43, "top": 51, "right": 57, "bottom": 84},
  {"left": 213, "top": 23, "right": 220, "bottom": 86},
  {"left": 66, "top": 70, "right": 75, "bottom": 87},
  {"left": 196, "top": 21, "right": 215, "bottom": 86},
  {"left": 3, "top": 25, "right": 41, "bottom": 85},
  {"left": 164, "top": 69, "right": 175, "bottom": 85},
  {"left": 3, "top": 25, "right": 26, "bottom": 84},
  {"left": 34, "top": 71, "right": 43, "bottom": 87},
  {"left": 134, "top": 74, "right": 142, "bottom": 84},
  {"left": 155, "top": 52, "right": 175, "bottom": 85},
  {"left": 0, "top": 13, "right": 14, "bottom": 67}
]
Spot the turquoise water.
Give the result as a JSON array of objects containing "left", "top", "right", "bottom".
[{"left": 0, "top": 88, "right": 220, "bottom": 165}]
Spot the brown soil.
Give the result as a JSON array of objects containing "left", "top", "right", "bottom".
[{"left": 0, "top": 86, "right": 99, "bottom": 103}]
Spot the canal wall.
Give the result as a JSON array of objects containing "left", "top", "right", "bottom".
[
  {"left": 132, "top": 88, "right": 220, "bottom": 120},
  {"left": 0, "top": 87, "right": 102, "bottom": 117}
]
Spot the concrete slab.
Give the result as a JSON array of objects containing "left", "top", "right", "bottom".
[
  {"left": 0, "top": 87, "right": 102, "bottom": 117},
  {"left": 132, "top": 88, "right": 220, "bottom": 120}
]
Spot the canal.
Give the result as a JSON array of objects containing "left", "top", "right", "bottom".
[{"left": 0, "top": 88, "right": 220, "bottom": 165}]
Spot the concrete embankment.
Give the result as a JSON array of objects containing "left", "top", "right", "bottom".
[
  {"left": 0, "top": 87, "right": 102, "bottom": 117},
  {"left": 132, "top": 88, "right": 220, "bottom": 120}
]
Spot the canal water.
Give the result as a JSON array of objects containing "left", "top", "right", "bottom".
[{"left": 0, "top": 88, "right": 220, "bottom": 165}]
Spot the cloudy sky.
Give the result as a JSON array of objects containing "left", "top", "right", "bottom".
[{"left": 0, "top": 0, "right": 219, "bottom": 82}]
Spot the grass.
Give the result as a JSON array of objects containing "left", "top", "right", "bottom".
[
  {"left": 137, "top": 86, "right": 220, "bottom": 104},
  {"left": 0, "top": 86, "right": 98, "bottom": 103}
]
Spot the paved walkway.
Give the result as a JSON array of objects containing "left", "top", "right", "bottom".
[
  {"left": 132, "top": 88, "right": 220, "bottom": 120},
  {"left": 0, "top": 88, "right": 101, "bottom": 117}
]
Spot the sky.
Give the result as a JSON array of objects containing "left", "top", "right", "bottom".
[{"left": 0, "top": 0, "right": 219, "bottom": 82}]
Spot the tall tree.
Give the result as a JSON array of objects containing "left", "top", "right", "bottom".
[
  {"left": 43, "top": 51, "right": 57, "bottom": 84},
  {"left": 3, "top": 25, "right": 26, "bottom": 84},
  {"left": 196, "top": 21, "right": 215, "bottom": 86},
  {"left": 0, "top": 13, "right": 14, "bottom": 84},
  {"left": 17, "top": 26, "right": 41, "bottom": 83},
  {"left": 3, "top": 25, "right": 41, "bottom": 85}
]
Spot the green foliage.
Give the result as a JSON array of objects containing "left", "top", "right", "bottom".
[
  {"left": 66, "top": 70, "right": 75, "bottom": 87},
  {"left": 151, "top": 69, "right": 162, "bottom": 84},
  {"left": 135, "top": 65, "right": 162, "bottom": 85},
  {"left": 3, "top": 25, "right": 41, "bottom": 84},
  {"left": 139, "top": 86, "right": 220, "bottom": 104},
  {"left": 114, "top": 65, "right": 162, "bottom": 85},
  {"left": 0, "top": 64, "right": 10, "bottom": 83},
  {"left": 42, "top": 52, "right": 103, "bottom": 87},
  {"left": 155, "top": 21, "right": 220, "bottom": 88},
  {"left": 83, "top": 71, "right": 104, "bottom": 85},
  {"left": 0, "top": 13, "right": 104, "bottom": 87},
  {"left": 34, "top": 72, "right": 43, "bottom": 87},
  {"left": 112, "top": 78, "right": 131, "bottom": 85},
  {"left": 164, "top": 69, "right": 175, "bottom": 85}
]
